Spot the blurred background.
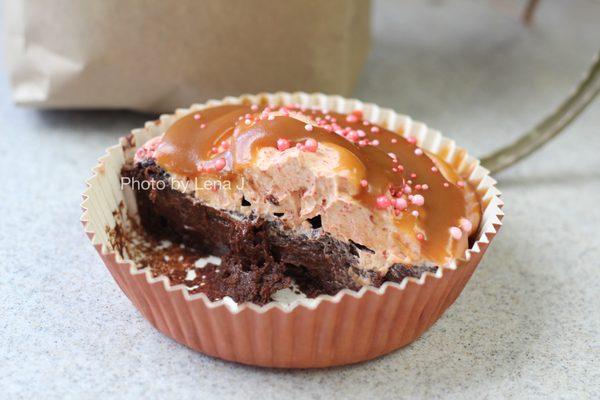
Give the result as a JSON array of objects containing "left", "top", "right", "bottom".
[{"left": 1, "top": 1, "right": 599, "bottom": 399}]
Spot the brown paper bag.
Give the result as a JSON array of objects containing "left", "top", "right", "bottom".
[{"left": 3, "top": 0, "right": 370, "bottom": 112}]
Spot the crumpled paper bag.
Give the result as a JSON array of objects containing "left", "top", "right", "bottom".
[{"left": 3, "top": 0, "right": 370, "bottom": 112}]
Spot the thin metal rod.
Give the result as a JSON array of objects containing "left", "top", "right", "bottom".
[{"left": 481, "top": 51, "right": 600, "bottom": 174}]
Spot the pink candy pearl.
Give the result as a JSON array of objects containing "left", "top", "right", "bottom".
[
  {"left": 346, "top": 131, "right": 359, "bottom": 141},
  {"left": 376, "top": 195, "right": 391, "bottom": 209},
  {"left": 304, "top": 138, "right": 318, "bottom": 152},
  {"left": 449, "top": 226, "right": 463, "bottom": 240},
  {"left": 214, "top": 158, "right": 226, "bottom": 171},
  {"left": 411, "top": 194, "right": 425, "bottom": 206},
  {"left": 346, "top": 114, "right": 358, "bottom": 123},
  {"left": 460, "top": 218, "right": 473, "bottom": 233},
  {"left": 394, "top": 197, "right": 408, "bottom": 210},
  {"left": 276, "top": 138, "right": 291, "bottom": 151}
]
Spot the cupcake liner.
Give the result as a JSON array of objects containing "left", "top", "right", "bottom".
[{"left": 81, "top": 92, "right": 503, "bottom": 368}]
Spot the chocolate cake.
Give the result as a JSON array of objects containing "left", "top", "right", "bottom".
[{"left": 117, "top": 103, "right": 481, "bottom": 305}]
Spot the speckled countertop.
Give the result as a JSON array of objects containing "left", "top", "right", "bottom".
[{"left": 1, "top": 1, "right": 599, "bottom": 399}]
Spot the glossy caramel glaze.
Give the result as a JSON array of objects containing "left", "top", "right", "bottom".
[{"left": 155, "top": 104, "right": 476, "bottom": 264}]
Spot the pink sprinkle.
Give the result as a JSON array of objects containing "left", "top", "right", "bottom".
[
  {"left": 200, "top": 123, "right": 206, "bottom": 129},
  {"left": 304, "top": 138, "right": 318, "bottom": 152},
  {"left": 422, "top": 184, "right": 429, "bottom": 190},
  {"left": 135, "top": 147, "right": 146, "bottom": 160},
  {"left": 193, "top": 113, "right": 201, "bottom": 120},
  {"left": 250, "top": 104, "right": 259, "bottom": 111},
  {"left": 411, "top": 194, "right": 425, "bottom": 206},
  {"left": 360, "top": 179, "right": 368, "bottom": 188},
  {"left": 457, "top": 181, "right": 465, "bottom": 188},
  {"left": 391, "top": 138, "right": 398, "bottom": 144},
  {"left": 449, "top": 226, "right": 463, "bottom": 240},
  {"left": 443, "top": 182, "right": 450, "bottom": 188},
  {"left": 371, "top": 139, "right": 380, "bottom": 146},
  {"left": 394, "top": 197, "right": 408, "bottom": 211},
  {"left": 414, "top": 148, "right": 423, "bottom": 156},
  {"left": 415, "top": 184, "right": 422, "bottom": 190},
  {"left": 411, "top": 210, "right": 419, "bottom": 217},
  {"left": 407, "top": 137, "right": 417, "bottom": 144},
  {"left": 357, "top": 130, "right": 366, "bottom": 138},
  {"left": 371, "top": 126, "right": 380, "bottom": 133},
  {"left": 410, "top": 173, "right": 417, "bottom": 179},
  {"left": 346, "top": 114, "right": 358, "bottom": 123},
  {"left": 403, "top": 186, "right": 412, "bottom": 194},
  {"left": 376, "top": 195, "right": 391, "bottom": 209},
  {"left": 459, "top": 218, "right": 473, "bottom": 233},
  {"left": 416, "top": 233, "right": 425, "bottom": 241},
  {"left": 346, "top": 131, "right": 359, "bottom": 142},
  {"left": 214, "top": 158, "right": 226, "bottom": 171},
  {"left": 276, "top": 138, "right": 291, "bottom": 151},
  {"left": 431, "top": 166, "right": 438, "bottom": 172},
  {"left": 305, "top": 124, "right": 314, "bottom": 132}
]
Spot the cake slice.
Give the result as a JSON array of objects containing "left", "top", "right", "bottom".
[{"left": 120, "top": 103, "right": 481, "bottom": 304}]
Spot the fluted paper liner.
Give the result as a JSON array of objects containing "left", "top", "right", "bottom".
[{"left": 81, "top": 93, "right": 503, "bottom": 368}]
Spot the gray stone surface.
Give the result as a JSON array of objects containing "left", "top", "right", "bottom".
[{"left": 1, "top": 0, "right": 599, "bottom": 399}]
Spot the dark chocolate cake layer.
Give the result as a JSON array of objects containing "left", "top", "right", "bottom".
[{"left": 120, "top": 160, "right": 437, "bottom": 304}]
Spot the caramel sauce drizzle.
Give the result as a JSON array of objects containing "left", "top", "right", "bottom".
[{"left": 155, "top": 104, "right": 469, "bottom": 264}]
